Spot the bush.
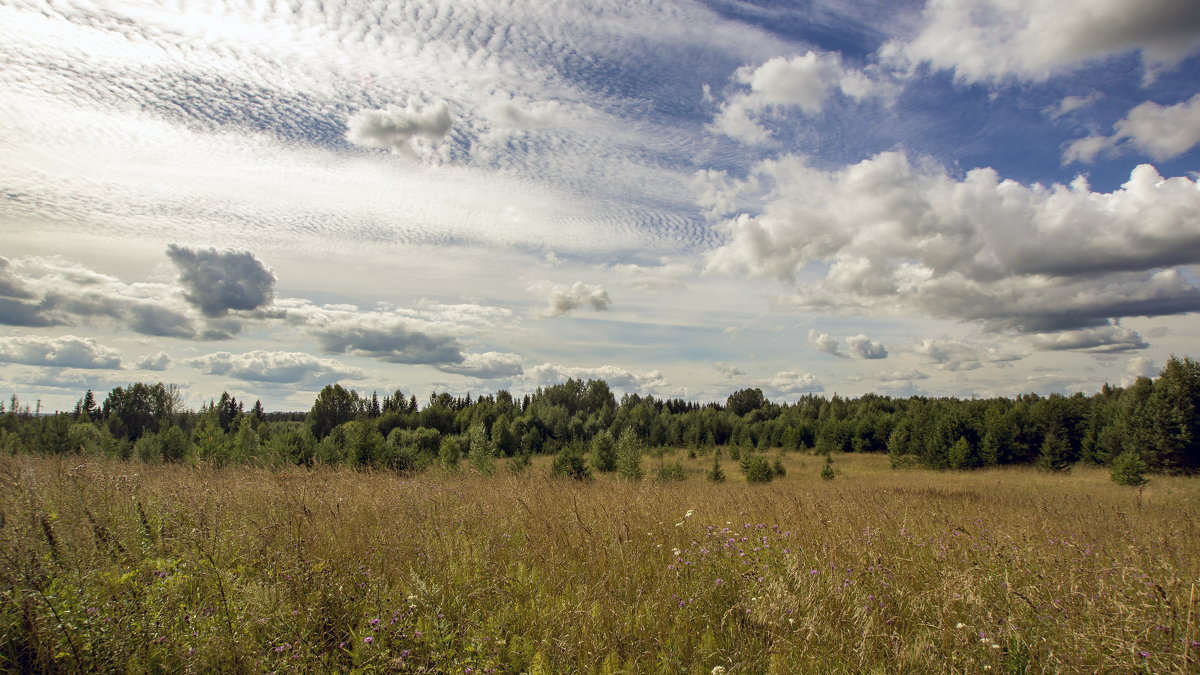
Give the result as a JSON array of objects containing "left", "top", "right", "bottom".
[
  {"left": 551, "top": 447, "right": 592, "bottom": 481},
  {"left": 821, "top": 454, "right": 835, "bottom": 481},
  {"left": 590, "top": 430, "right": 616, "bottom": 472},
  {"left": 1110, "top": 450, "right": 1149, "bottom": 486},
  {"left": 615, "top": 428, "right": 644, "bottom": 481},
  {"left": 742, "top": 454, "right": 774, "bottom": 483},
  {"left": 707, "top": 455, "right": 726, "bottom": 483},
  {"left": 657, "top": 460, "right": 686, "bottom": 482}
]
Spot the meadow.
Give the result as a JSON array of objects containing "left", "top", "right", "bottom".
[{"left": 1, "top": 451, "right": 1197, "bottom": 673}]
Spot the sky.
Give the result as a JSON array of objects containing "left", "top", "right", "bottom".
[{"left": 2, "top": 0, "right": 1199, "bottom": 413}]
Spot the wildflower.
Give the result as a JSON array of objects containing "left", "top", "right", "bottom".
[
  {"left": 363, "top": 637, "right": 374, "bottom": 645},
  {"left": 370, "top": 618, "right": 380, "bottom": 626},
  {"left": 1138, "top": 651, "right": 1150, "bottom": 658},
  {"left": 685, "top": 510, "right": 695, "bottom": 518},
  {"left": 712, "top": 668, "right": 727, "bottom": 675},
  {"left": 715, "top": 578, "right": 724, "bottom": 586},
  {"left": 955, "top": 623, "right": 965, "bottom": 629}
]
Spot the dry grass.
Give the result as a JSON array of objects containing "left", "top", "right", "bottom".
[{"left": 1, "top": 451, "right": 1197, "bottom": 673}]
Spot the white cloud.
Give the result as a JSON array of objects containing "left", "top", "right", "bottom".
[
  {"left": 525, "top": 363, "right": 667, "bottom": 392},
  {"left": 807, "top": 329, "right": 846, "bottom": 358},
  {"left": 846, "top": 334, "right": 888, "bottom": 360},
  {"left": 766, "top": 370, "right": 823, "bottom": 395},
  {"left": 715, "top": 362, "right": 745, "bottom": 378},
  {"left": 1027, "top": 324, "right": 1148, "bottom": 353},
  {"left": 1043, "top": 92, "right": 1103, "bottom": 119},
  {"left": 186, "top": 350, "right": 364, "bottom": 384},
  {"left": 345, "top": 101, "right": 453, "bottom": 159},
  {"left": 885, "top": 0, "right": 1200, "bottom": 83},
  {"left": 876, "top": 369, "right": 929, "bottom": 382},
  {"left": 136, "top": 351, "right": 172, "bottom": 371},
  {"left": 437, "top": 352, "right": 524, "bottom": 379},
  {"left": 712, "top": 50, "right": 891, "bottom": 144},
  {"left": 914, "top": 338, "right": 1026, "bottom": 372},
  {"left": 1123, "top": 356, "right": 1158, "bottom": 384},
  {"left": 1065, "top": 93, "right": 1200, "bottom": 163},
  {"left": 538, "top": 282, "right": 612, "bottom": 317},
  {"left": 0, "top": 335, "right": 123, "bottom": 369},
  {"left": 707, "top": 152, "right": 1200, "bottom": 339}
]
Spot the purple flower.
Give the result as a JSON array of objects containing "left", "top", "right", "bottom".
[
  {"left": 370, "top": 618, "right": 380, "bottom": 626},
  {"left": 1138, "top": 651, "right": 1150, "bottom": 658},
  {"left": 715, "top": 578, "right": 724, "bottom": 585},
  {"left": 363, "top": 637, "right": 374, "bottom": 645}
]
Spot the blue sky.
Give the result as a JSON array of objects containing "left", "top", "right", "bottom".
[{"left": 1, "top": 0, "right": 1199, "bottom": 412}]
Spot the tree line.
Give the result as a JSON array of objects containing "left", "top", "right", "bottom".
[{"left": 2, "top": 356, "right": 1196, "bottom": 483}]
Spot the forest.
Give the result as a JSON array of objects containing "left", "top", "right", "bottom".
[{"left": 3, "top": 356, "right": 1197, "bottom": 484}]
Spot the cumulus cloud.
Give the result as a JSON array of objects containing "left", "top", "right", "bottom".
[
  {"left": 1123, "top": 356, "right": 1158, "bottom": 384},
  {"left": 715, "top": 362, "right": 745, "bottom": 378},
  {"left": 807, "top": 329, "right": 846, "bottom": 358},
  {"left": 876, "top": 369, "right": 929, "bottom": 382},
  {"left": 914, "top": 338, "right": 1025, "bottom": 372},
  {"left": 313, "top": 321, "right": 464, "bottom": 365},
  {"left": 167, "top": 245, "right": 276, "bottom": 318},
  {"left": 885, "top": 0, "right": 1200, "bottom": 82},
  {"left": 436, "top": 352, "right": 524, "bottom": 379},
  {"left": 186, "top": 350, "right": 364, "bottom": 384},
  {"left": 484, "top": 96, "right": 563, "bottom": 133},
  {"left": 538, "top": 282, "right": 612, "bottom": 317},
  {"left": 1064, "top": 93, "right": 1200, "bottom": 163},
  {"left": 136, "top": 351, "right": 172, "bottom": 371},
  {"left": 713, "top": 51, "right": 891, "bottom": 144},
  {"left": 0, "top": 335, "right": 123, "bottom": 369},
  {"left": 525, "top": 363, "right": 666, "bottom": 392},
  {"left": 0, "top": 257, "right": 35, "bottom": 300},
  {"left": 345, "top": 101, "right": 453, "bottom": 158},
  {"left": 846, "top": 334, "right": 888, "bottom": 360},
  {"left": 766, "top": 370, "right": 823, "bottom": 395},
  {"left": 1026, "top": 324, "right": 1148, "bottom": 353},
  {"left": 708, "top": 152, "right": 1200, "bottom": 340}
]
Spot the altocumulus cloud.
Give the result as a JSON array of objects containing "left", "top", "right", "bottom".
[
  {"left": 167, "top": 245, "right": 276, "bottom": 318},
  {"left": 136, "top": 352, "right": 172, "bottom": 372},
  {"left": 186, "top": 350, "right": 364, "bottom": 384},
  {"left": 0, "top": 335, "right": 123, "bottom": 369}
]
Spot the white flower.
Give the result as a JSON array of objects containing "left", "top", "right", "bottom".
[
  {"left": 685, "top": 509, "right": 695, "bottom": 518},
  {"left": 711, "top": 667, "right": 727, "bottom": 675},
  {"left": 955, "top": 622, "right": 966, "bottom": 629}
]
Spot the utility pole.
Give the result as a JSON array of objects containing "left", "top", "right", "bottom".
[{"left": 35, "top": 399, "right": 41, "bottom": 417}]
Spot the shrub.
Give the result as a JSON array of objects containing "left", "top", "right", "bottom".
[
  {"left": 615, "top": 428, "right": 644, "bottom": 481},
  {"left": 1110, "top": 450, "right": 1149, "bottom": 486},
  {"left": 821, "top": 454, "right": 835, "bottom": 481},
  {"left": 707, "top": 455, "right": 726, "bottom": 483},
  {"left": 551, "top": 446, "right": 592, "bottom": 481},
  {"left": 742, "top": 454, "right": 774, "bottom": 483},
  {"left": 657, "top": 460, "right": 686, "bottom": 482},
  {"left": 590, "top": 430, "right": 616, "bottom": 472}
]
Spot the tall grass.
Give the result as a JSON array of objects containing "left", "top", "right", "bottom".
[{"left": 1, "top": 452, "right": 1197, "bottom": 673}]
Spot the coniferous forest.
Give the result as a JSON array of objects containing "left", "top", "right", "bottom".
[{"left": 4, "top": 356, "right": 1197, "bottom": 484}]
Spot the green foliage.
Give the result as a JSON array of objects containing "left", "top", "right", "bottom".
[
  {"left": 707, "top": 455, "right": 726, "bottom": 482},
  {"left": 742, "top": 454, "right": 774, "bottom": 483},
  {"left": 439, "top": 435, "right": 464, "bottom": 471},
  {"left": 507, "top": 451, "right": 532, "bottom": 474},
  {"left": 307, "top": 384, "right": 362, "bottom": 440},
  {"left": 550, "top": 446, "right": 592, "bottom": 481},
  {"left": 590, "top": 430, "right": 617, "bottom": 472},
  {"left": 1037, "top": 427, "right": 1072, "bottom": 472},
  {"left": 821, "top": 455, "right": 835, "bottom": 481},
  {"left": 1110, "top": 450, "right": 1149, "bottom": 486},
  {"left": 656, "top": 460, "right": 686, "bottom": 482},
  {"left": 614, "top": 427, "right": 643, "bottom": 481},
  {"left": 467, "top": 423, "right": 496, "bottom": 475}
]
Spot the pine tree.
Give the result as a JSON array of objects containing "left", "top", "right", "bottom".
[
  {"left": 707, "top": 454, "right": 726, "bottom": 482},
  {"left": 615, "top": 427, "right": 644, "bottom": 481}
]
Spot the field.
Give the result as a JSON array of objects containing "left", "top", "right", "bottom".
[{"left": 1, "top": 451, "right": 1197, "bottom": 673}]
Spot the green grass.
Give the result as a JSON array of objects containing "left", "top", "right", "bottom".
[{"left": 1, "top": 451, "right": 1197, "bottom": 673}]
